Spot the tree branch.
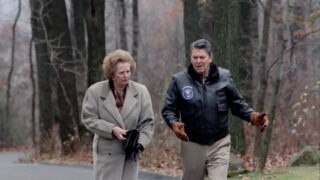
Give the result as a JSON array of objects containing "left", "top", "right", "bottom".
[
  {"left": 257, "top": 0, "right": 265, "bottom": 11},
  {"left": 267, "top": 28, "right": 320, "bottom": 75}
]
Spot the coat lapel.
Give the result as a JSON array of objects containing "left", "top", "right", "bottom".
[
  {"left": 121, "top": 81, "right": 138, "bottom": 121},
  {"left": 101, "top": 81, "right": 125, "bottom": 128}
]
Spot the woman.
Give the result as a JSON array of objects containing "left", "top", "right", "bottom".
[{"left": 82, "top": 49, "right": 154, "bottom": 180}]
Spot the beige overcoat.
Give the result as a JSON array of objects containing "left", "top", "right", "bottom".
[{"left": 82, "top": 80, "right": 154, "bottom": 180}]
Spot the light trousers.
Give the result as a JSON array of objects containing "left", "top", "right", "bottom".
[{"left": 181, "top": 134, "right": 231, "bottom": 180}]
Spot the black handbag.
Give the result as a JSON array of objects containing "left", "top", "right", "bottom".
[{"left": 123, "top": 118, "right": 153, "bottom": 158}]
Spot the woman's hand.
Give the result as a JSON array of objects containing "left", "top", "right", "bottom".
[{"left": 112, "top": 126, "right": 128, "bottom": 141}]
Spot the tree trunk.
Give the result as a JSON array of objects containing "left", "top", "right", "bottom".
[
  {"left": 253, "top": 0, "right": 274, "bottom": 157},
  {"left": 44, "top": 0, "right": 81, "bottom": 155},
  {"left": 29, "top": 0, "right": 54, "bottom": 153},
  {"left": 284, "top": 0, "right": 296, "bottom": 135},
  {"left": 0, "top": 96, "right": 3, "bottom": 147},
  {"left": 237, "top": 0, "right": 259, "bottom": 155},
  {"left": 258, "top": 0, "right": 293, "bottom": 171},
  {"left": 71, "top": 0, "right": 87, "bottom": 138},
  {"left": 183, "top": 0, "right": 202, "bottom": 65},
  {"left": 258, "top": 28, "right": 286, "bottom": 173},
  {"left": 0, "top": 98, "right": 3, "bottom": 147},
  {"left": 284, "top": 0, "right": 307, "bottom": 136},
  {"left": 29, "top": 37, "right": 37, "bottom": 146},
  {"left": 118, "top": 0, "right": 128, "bottom": 50},
  {"left": 71, "top": 0, "right": 86, "bottom": 63},
  {"left": 5, "top": 0, "right": 21, "bottom": 146},
  {"left": 258, "top": 46, "right": 284, "bottom": 171},
  {"left": 199, "top": 0, "right": 214, "bottom": 42},
  {"left": 131, "top": 0, "right": 139, "bottom": 81},
  {"left": 239, "top": 0, "right": 258, "bottom": 107},
  {"left": 291, "top": 0, "right": 307, "bottom": 71},
  {"left": 84, "top": 0, "right": 106, "bottom": 86},
  {"left": 211, "top": 0, "right": 247, "bottom": 155}
]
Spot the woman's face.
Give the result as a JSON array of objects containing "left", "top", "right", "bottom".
[{"left": 113, "top": 62, "right": 131, "bottom": 87}]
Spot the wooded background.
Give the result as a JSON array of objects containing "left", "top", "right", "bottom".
[{"left": 0, "top": 0, "right": 319, "bottom": 172}]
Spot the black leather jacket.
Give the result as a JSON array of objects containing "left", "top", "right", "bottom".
[{"left": 161, "top": 62, "right": 255, "bottom": 145}]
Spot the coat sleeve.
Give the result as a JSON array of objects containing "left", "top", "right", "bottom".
[
  {"left": 137, "top": 85, "right": 155, "bottom": 149},
  {"left": 226, "top": 72, "right": 255, "bottom": 122},
  {"left": 161, "top": 77, "right": 180, "bottom": 128},
  {"left": 81, "top": 86, "right": 115, "bottom": 139}
]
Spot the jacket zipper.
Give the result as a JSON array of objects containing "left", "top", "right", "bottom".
[
  {"left": 202, "top": 78, "right": 208, "bottom": 137},
  {"left": 96, "top": 136, "right": 100, "bottom": 155}
]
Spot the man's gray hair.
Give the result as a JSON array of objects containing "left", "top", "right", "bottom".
[{"left": 190, "top": 39, "right": 212, "bottom": 56}]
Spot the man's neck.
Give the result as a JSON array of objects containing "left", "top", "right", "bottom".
[{"left": 200, "top": 70, "right": 209, "bottom": 78}]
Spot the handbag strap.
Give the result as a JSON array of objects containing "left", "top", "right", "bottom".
[{"left": 136, "top": 118, "right": 153, "bottom": 131}]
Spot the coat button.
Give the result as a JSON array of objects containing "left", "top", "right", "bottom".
[{"left": 108, "top": 153, "right": 112, "bottom": 156}]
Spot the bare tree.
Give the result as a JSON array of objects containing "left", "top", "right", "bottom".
[
  {"left": 30, "top": 0, "right": 81, "bottom": 155},
  {"left": 253, "top": 0, "right": 274, "bottom": 157},
  {"left": 84, "top": 0, "right": 106, "bottom": 86},
  {"left": 238, "top": 0, "right": 258, "bottom": 109},
  {"left": 183, "top": 0, "right": 202, "bottom": 65},
  {"left": 71, "top": 0, "right": 87, "bottom": 138},
  {"left": 131, "top": 0, "right": 139, "bottom": 81},
  {"left": 118, "top": 0, "right": 128, "bottom": 50},
  {"left": 29, "top": 37, "right": 37, "bottom": 146},
  {"left": 5, "top": 0, "right": 21, "bottom": 146},
  {"left": 258, "top": 0, "right": 288, "bottom": 170},
  {"left": 71, "top": 0, "right": 86, "bottom": 64},
  {"left": 29, "top": 0, "right": 54, "bottom": 153},
  {"left": 43, "top": 0, "right": 81, "bottom": 155},
  {"left": 210, "top": 0, "right": 248, "bottom": 155},
  {"left": 238, "top": 0, "right": 259, "bottom": 155},
  {"left": 258, "top": 0, "right": 320, "bottom": 170}
]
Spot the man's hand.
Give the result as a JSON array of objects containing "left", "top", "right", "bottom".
[
  {"left": 172, "top": 122, "right": 189, "bottom": 141},
  {"left": 251, "top": 112, "right": 269, "bottom": 132},
  {"left": 112, "top": 126, "right": 128, "bottom": 141}
]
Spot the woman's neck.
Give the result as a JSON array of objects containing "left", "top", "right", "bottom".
[{"left": 114, "top": 82, "right": 126, "bottom": 94}]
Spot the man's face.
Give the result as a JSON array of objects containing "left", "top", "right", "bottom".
[{"left": 191, "top": 49, "right": 213, "bottom": 77}]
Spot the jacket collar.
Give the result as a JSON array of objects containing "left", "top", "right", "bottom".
[
  {"left": 100, "top": 80, "right": 138, "bottom": 128},
  {"left": 102, "top": 80, "right": 138, "bottom": 99},
  {"left": 187, "top": 62, "right": 219, "bottom": 82}
]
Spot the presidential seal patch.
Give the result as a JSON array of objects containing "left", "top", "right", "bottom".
[{"left": 181, "top": 86, "right": 194, "bottom": 100}]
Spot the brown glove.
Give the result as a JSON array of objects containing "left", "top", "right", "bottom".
[
  {"left": 172, "top": 122, "right": 189, "bottom": 141},
  {"left": 250, "top": 112, "right": 269, "bottom": 132}
]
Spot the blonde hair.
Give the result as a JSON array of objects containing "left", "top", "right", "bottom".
[{"left": 101, "top": 49, "right": 136, "bottom": 79}]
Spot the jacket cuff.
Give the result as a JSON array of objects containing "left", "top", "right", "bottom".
[{"left": 249, "top": 112, "right": 257, "bottom": 124}]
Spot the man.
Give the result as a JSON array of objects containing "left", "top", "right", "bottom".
[{"left": 161, "top": 39, "right": 269, "bottom": 180}]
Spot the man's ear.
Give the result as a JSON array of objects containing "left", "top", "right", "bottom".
[{"left": 209, "top": 54, "right": 214, "bottom": 62}]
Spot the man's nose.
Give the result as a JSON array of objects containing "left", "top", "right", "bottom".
[{"left": 195, "top": 58, "right": 202, "bottom": 63}]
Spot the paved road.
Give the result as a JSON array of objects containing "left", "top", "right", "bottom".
[{"left": 0, "top": 152, "right": 179, "bottom": 180}]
